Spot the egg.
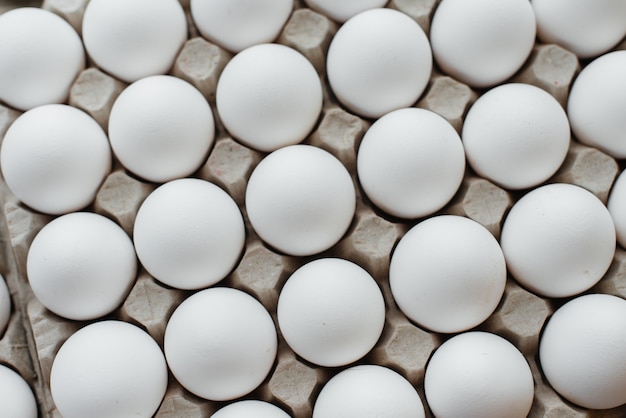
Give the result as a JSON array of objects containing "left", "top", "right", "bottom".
[
  {"left": 82, "top": 0, "right": 187, "bottom": 83},
  {"left": 501, "top": 183, "right": 615, "bottom": 298},
  {"left": 190, "top": 0, "right": 293, "bottom": 52},
  {"left": 108, "top": 75, "right": 215, "bottom": 183},
  {"left": 245, "top": 145, "right": 355, "bottom": 256},
  {"left": 0, "top": 7, "right": 84, "bottom": 111},
  {"left": 357, "top": 108, "right": 465, "bottom": 219},
  {"left": 216, "top": 43, "right": 322, "bottom": 152},
  {"left": 326, "top": 8, "right": 432, "bottom": 118},
  {"left": 164, "top": 287, "right": 277, "bottom": 401},
  {"left": 424, "top": 331, "right": 534, "bottom": 418},
  {"left": 0, "top": 364, "right": 37, "bottom": 418},
  {"left": 211, "top": 400, "right": 291, "bottom": 418},
  {"left": 312, "top": 365, "right": 425, "bottom": 418},
  {"left": 608, "top": 170, "right": 626, "bottom": 249},
  {"left": 277, "top": 258, "right": 385, "bottom": 367},
  {"left": 26, "top": 212, "right": 137, "bottom": 320},
  {"left": 532, "top": 0, "right": 626, "bottom": 58},
  {"left": 462, "top": 83, "right": 571, "bottom": 190},
  {"left": 567, "top": 50, "right": 626, "bottom": 158},
  {"left": 133, "top": 178, "right": 245, "bottom": 290},
  {"left": 390, "top": 215, "right": 506, "bottom": 333},
  {"left": 0, "top": 104, "right": 111, "bottom": 215},
  {"left": 539, "top": 294, "right": 626, "bottom": 409},
  {"left": 50, "top": 321, "right": 168, "bottom": 418},
  {"left": 0, "top": 274, "right": 10, "bottom": 336},
  {"left": 304, "top": 0, "right": 388, "bottom": 22},
  {"left": 430, "top": 0, "right": 536, "bottom": 88}
]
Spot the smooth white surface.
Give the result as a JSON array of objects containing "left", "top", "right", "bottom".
[
  {"left": 27, "top": 212, "right": 136, "bottom": 320},
  {"left": 304, "top": 0, "right": 388, "bottom": 22},
  {"left": 0, "top": 7, "right": 84, "bottom": 111},
  {"left": 568, "top": 51, "right": 626, "bottom": 158},
  {"left": 532, "top": 0, "right": 626, "bottom": 58},
  {"left": 425, "top": 332, "right": 534, "bottom": 418},
  {"left": 313, "top": 365, "right": 425, "bottom": 418},
  {"left": 164, "top": 288, "right": 277, "bottom": 401},
  {"left": 390, "top": 215, "right": 506, "bottom": 333},
  {"left": 326, "top": 8, "right": 432, "bottom": 118},
  {"left": 540, "top": 294, "right": 626, "bottom": 409},
  {"left": 430, "top": 0, "right": 536, "bottom": 88},
  {"left": 217, "top": 43, "right": 322, "bottom": 152},
  {"left": 133, "top": 178, "right": 245, "bottom": 290},
  {"left": 246, "top": 145, "right": 355, "bottom": 256},
  {"left": 50, "top": 321, "right": 168, "bottom": 418},
  {"left": 501, "top": 183, "right": 615, "bottom": 298},
  {"left": 462, "top": 83, "right": 570, "bottom": 190},
  {"left": 82, "top": 0, "right": 187, "bottom": 82},
  {"left": 277, "top": 258, "right": 385, "bottom": 367},
  {"left": 608, "top": 170, "right": 626, "bottom": 249},
  {"left": 0, "top": 274, "right": 10, "bottom": 336},
  {"left": 0, "top": 365, "right": 37, "bottom": 418},
  {"left": 0, "top": 104, "right": 111, "bottom": 215},
  {"left": 191, "top": 0, "right": 292, "bottom": 52},
  {"left": 109, "top": 75, "right": 215, "bottom": 182},
  {"left": 357, "top": 108, "right": 465, "bottom": 218},
  {"left": 212, "top": 400, "right": 291, "bottom": 418}
]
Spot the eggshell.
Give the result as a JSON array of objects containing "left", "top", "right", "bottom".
[
  {"left": 304, "top": 0, "right": 388, "bottom": 22},
  {"left": 326, "top": 8, "right": 432, "bottom": 118},
  {"left": 312, "top": 365, "right": 425, "bottom": 418},
  {"left": 191, "top": 0, "right": 292, "bottom": 52},
  {"left": 501, "top": 183, "right": 615, "bottom": 298},
  {"left": 108, "top": 75, "right": 215, "bottom": 183},
  {"left": 430, "top": 0, "right": 536, "bottom": 88},
  {"left": 462, "top": 83, "right": 570, "bottom": 190},
  {"left": 532, "top": 0, "right": 626, "bottom": 58},
  {"left": 277, "top": 258, "right": 385, "bottom": 367},
  {"left": 0, "top": 7, "right": 84, "bottom": 111},
  {"left": 608, "top": 170, "right": 626, "bottom": 249},
  {"left": 567, "top": 51, "right": 626, "bottom": 158},
  {"left": 245, "top": 145, "right": 355, "bottom": 256},
  {"left": 212, "top": 400, "right": 291, "bottom": 418},
  {"left": 425, "top": 331, "right": 534, "bottom": 418},
  {"left": 357, "top": 108, "right": 465, "bottom": 219},
  {"left": 0, "top": 274, "right": 10, "bottom": 336},
  {"left": 540, "top": 294, "right": 626, "bottom": 409},
  {"left": 216, "top": 43, "right": 322, "bottom": 152},
  {"left": 26, "top": 212, "right": 136, "bottom": 320},
  {"left": 50, "top": 321, "right": 168, "bottom": 418},
  {"left": 82, "top": 0, "right": 187, "bottom": 83},
  {"left": 133, "top": 178, "right": 245, "bottom": 290},
  {"left": 390, "top": 215, "right": 506, "bottom": 333},
  {"left": 0, "top": 104, "right": 111, "bottom": 215},
  {"left": 164, "top": 287, "right": 277, "bottom": 401},
  {"left": 0, "top": 364, "right": 37, "bottom": 418}
]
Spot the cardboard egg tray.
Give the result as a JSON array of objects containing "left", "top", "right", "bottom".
[{"left": 0, "top": 0, "right": 625, "bottom": 417}]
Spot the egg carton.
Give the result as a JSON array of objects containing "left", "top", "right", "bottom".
[{"left": 1, "top": 0, "right": 626, "bottom": 417}]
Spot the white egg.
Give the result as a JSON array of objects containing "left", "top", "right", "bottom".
[
  {"left": 390, "top": 215, "right": 506, "bottom": 333},
  {"left": 277, "top": 258, "right": 385, "bottom": 367},
  {"left": 133, "top": 178, "right": 245, "bottom": 290},
  {"left": 0, "top": 364, "right": 37, "bottom": 418},
  {"left": 109, "top": 75, "right": 215, "bottom": 183},
  {"left": 0, "top": 104, "right": 111, "bottom": 215},
  {"left": 0, "top": 274, "right": 10, "bottom": 336},
  {"left": 462, "top": 83, "right": 570, "bottom": 190},
  {"left": 26, "top": 212, "right": 137, "bottom": 320},
  {"left": 326, "top": 8, "right": 432, "bottom": 118},
  {"left": 164, "top": 287, "right": 277, "bottom": 401},
  {"left": 82, "top": 0, "right": 187, "bottom": 83},
  {"left": 216, "top": 43, "right": 322, "bottom": 152},
  {"left": 191, "top": 0, "right": 293, "bottom": 52},
  {"left": 304, "top": 0, "right": 388, "bottom": 22},
  {"left": 532, "top": 0, "right": 626, "bottom": 58},
  {"left": 430, "top": 0, "right": 536, "bottom": 88},
  {"left": 0, "top": 7, "right": 84, "bottom": 111},
  {"left": 50, "top": 321, "right": 168, "bottom": 418},
  {"left": 568, "top": 51, "right": 626, "bottom": 158},
  {"left": 540, "top": 294, "right": 626, "bottom": 409},
  {"left": 245, "top": 145, "right": 355, "bottom": 256},
  {"left": 608, "top": 170, "right": 626, "bottom": 249},
  {"left": 313, "top": 365, "right": 425, "bottom": 418},
  {"left": 501, "top": 183, "right": 615, "bottom": 298},
  {"left": 357, "top": 108, "right": 465, "bottom": 219},
  {"left": 425, "top": 331, "right": 534, "bottom": 418},
  {"left": 212, "top": 400, "right": 291, "bottom": 418}
]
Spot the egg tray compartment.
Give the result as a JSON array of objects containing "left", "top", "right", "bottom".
[{"left": 1, "top": 0, "right": 626, "bottom": 417}]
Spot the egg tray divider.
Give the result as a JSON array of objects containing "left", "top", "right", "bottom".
[{"left": 1, "top": 0, "right": 626, "bottom": 417}]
